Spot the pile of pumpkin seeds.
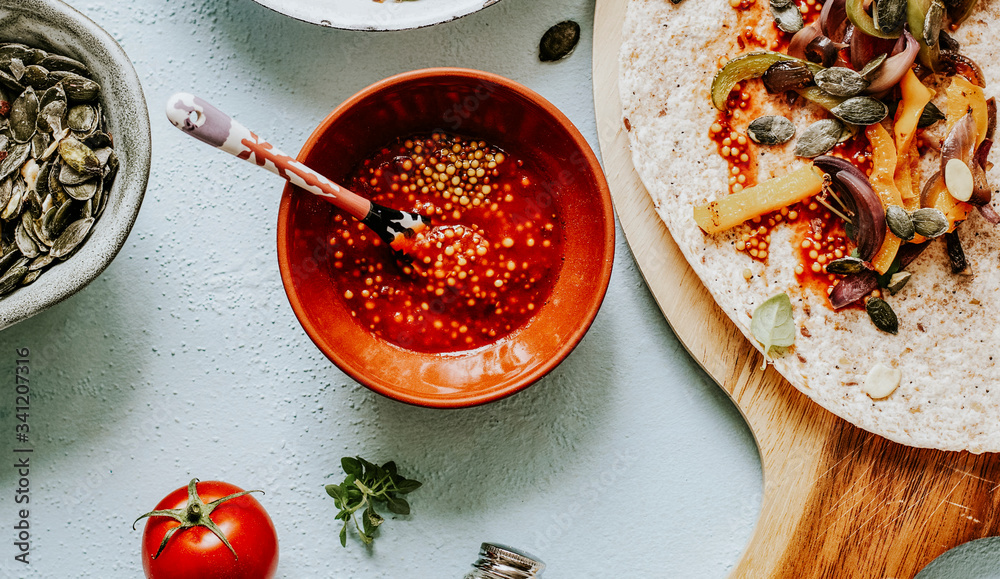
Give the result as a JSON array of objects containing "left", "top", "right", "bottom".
[{"left": 0, "top": 42, "right": 117, "bottom": 295}]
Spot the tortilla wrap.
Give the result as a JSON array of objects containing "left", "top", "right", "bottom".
[{"left": 620, "top": 0, "right": 1000, "bottom": 451}]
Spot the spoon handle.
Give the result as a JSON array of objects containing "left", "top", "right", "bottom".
[{"left": 165, "top": 92, "right": 371, "bottom": 221}]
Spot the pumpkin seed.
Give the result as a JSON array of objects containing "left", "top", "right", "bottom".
[
  {"left": 0, "top": 142, "right": 30, "bottom": 181},
  {"left": 747, "top": 115, "right": 795, "bottom": 145},
  {"left": 58, "top": 136, "right": 101, "bottom": 177},
  {"left": 67, "top": 104, "right": 97, "bottom": 133},
  {"left": 838, "top": 122, "right": 859, "bottom": 143},
  {"left": 21, "top": 65, "right": 51, "bottom": 89},
  {"left": 831, "top": 96, "right": 888, "bottom": 125},
  {"left": 859, "top": 54, "right": 888, "bottom": 80},
  {"left": 37, "top": 85, "right": 67, "bottom": 134},
  {"left": 0, "top": 70, "right": 24, "bottom": 93},
  {"left": 910, "top": 207, "right": 948, "bottom": 238},
  {"left": 39, "top": 204, "right": 56, "bottom": 236},
  {"left": 814, "top": 68, "right": 869, "bottom": 97},
  {"left": 923, "top": 0, "right": 945, "bottom": 48},
  {"left": 826, "top": 256, "right": 869, "bottom": 275},
  {"left": 50, "top": 217, "right": 93, "bottom": 259},
  {"left": 539, "top": 21, "right": 581, "bottom": 62},
  {"left": 20, "top": 269, "right": 41, "bottom": 286},
  {"left": 794, "top": 118, "right": 843, "bottom": 157},
  {"left": 0, "top": 178, "right": 11, "bottom": 209},
  {"left": 874, "top": 0, "right": 906, "bottom": 34},
  {"left": 63, "top": 178, "right": 98, "bottom": 201},
  {"left": 917, "top": 102, "right": 945, "bottom": 128},
  {"left": 14, "top": 221, "right": 39, "bottom": 258},
  {"left": 0, "top": 257, "right": 28, "bottom": 294},
  {"left": 28, "top": 254, "right": 54, "bottom": 272},
  {"left": 30, "top": 132, "right": 50, "bottom": 159},
  {"left": 10, "top": 87, "right": 38, "bottom": 143},
  {"left": 84, "top": 131, "right": 112, "bottom": 149},
  {"left": 20, "top": 210, "right": 42, "bottom": 246},
  {"left": 49, "top": 72, "right": 100, "bottom": 102},
  {"left": 0, "top": 179, "right": 24, "bottom": 220},
  {"left": 38, "top": 54, "right": 88, "bottom": 76},
  {"left": 885, "top": 205, "right": 915, "bottom": 240},
  {"left": 58, "top": 160, "right": 94, "bottom": 185},
  {"left": 886, "top": 271, "right": 911, "bottom": 294},
  {"left": 49, "top": 198, "right": 74, "bottom": 237},
  {"left": 770, "top": 0, "right": 804, "bottom": 33},
  {"left": 866, "top": 297, "right": 899, "bottom": 334},
  {"left": 0, "top": 247, "right": 20, "bottom": 271}
]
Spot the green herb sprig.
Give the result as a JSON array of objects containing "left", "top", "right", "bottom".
[{"left": 325, "top": 457, "right": 422, "bottom": 547}]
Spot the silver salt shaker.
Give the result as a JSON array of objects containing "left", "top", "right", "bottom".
[{"left": 464, "top": 542, "right": 545, "bottom": 578}]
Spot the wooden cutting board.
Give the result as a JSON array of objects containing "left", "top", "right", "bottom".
[{"left": 593, "top": 1, "right": 1000, "bottom": 576}]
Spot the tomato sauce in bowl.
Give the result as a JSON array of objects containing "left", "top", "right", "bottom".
[
  {"left": 277, "top": 68, "right": 614, "bottom": 408},
  {"left": 330, "top": 133, "right": 564, "bottom": 352}
]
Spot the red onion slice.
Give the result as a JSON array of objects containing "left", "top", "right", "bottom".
[
  {"left": 978, "top": 204, "right": 1000, "bottom": 224},
  {"left": 829, "top": 242, "right": 928, "bottom": 308},
  {"left": 850, "top": 28, "right": 897, "bottom": 70},
  {"left": 821, "top": 0, "right": 848, "bottom": 39},
  {"left": 970, "top": 138, "right": 993, "bottom": 206},
  {"left": 813, "top": 155, "right": 886, "bottom": 262},
  {"left": 864, "top": 29, "right": 919, "bottom": 93}
]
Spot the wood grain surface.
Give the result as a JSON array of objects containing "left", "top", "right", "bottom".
[{"left": 592, "top": 1, "right": 1000, "bottom": 577}]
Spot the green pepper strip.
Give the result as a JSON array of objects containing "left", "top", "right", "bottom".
[
  {"left": 711, "top": 51, "right": 823, "bottom": 110},
  {"left": 796, "top": 86, "right": 846, "bottom": 112}
]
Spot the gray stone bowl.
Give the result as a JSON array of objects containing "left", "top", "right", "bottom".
[{"left": 0, "top": 0, "right": 150, "bottom": 330}]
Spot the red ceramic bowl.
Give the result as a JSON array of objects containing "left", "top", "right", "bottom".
[{"left": 277, "top": 68, "right": 614, "bottom": 407}]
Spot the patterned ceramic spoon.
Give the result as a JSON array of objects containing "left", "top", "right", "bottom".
[{"left": 165, "top": 92, "right": 428, "bottom": 250}]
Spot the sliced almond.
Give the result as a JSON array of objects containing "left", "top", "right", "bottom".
[
  {"left": 945, "top": 158, "right": 974, "bottom": 202},
  {"left": 864, "top": 363, "right": 902, "bottom": 399}
]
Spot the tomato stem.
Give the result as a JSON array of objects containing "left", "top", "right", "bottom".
[{"left": 133, "top": 478, "right": 264, "bottom": 561}]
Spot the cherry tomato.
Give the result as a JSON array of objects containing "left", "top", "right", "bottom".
[{"left": 137, "top": 479, "right": 278, "bottom": 579}]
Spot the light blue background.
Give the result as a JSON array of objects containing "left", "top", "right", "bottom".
[{"left": 0, "top": 0, "right": 996, "bottom": 576}]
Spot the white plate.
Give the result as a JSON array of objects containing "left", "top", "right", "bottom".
[{"left": 251, "top": 0, "right": 502, "bottom": 31}]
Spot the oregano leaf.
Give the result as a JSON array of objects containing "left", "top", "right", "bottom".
[
  {"left": 386, "top": 497, "right": 410, "bottom": 515},
  {"left": 342, "top": 457, "right": 363, "bottom": 478},
  {"left": 750, "top": 292, "right": 796, "bottom": 368}
]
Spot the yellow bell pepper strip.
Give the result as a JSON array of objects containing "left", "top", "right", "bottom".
[
  {"left": 693, "top": 164, "right": 825, "bottom": 234},
  {"left": 894, "top": 146, "right": 921, "bottom": 210},
  {"left": 867, "top": 123, "right": 905, "bottom": 273},
  {"left": 947, "top": 76, "right": 988, "bottom": 145},
  {"left": 894, "top": 69, "right": 933, "bottom": 160},
  {"left": 893, "top": 70, "right": 933, "bottom": 211}
]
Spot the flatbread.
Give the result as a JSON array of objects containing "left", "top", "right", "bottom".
[{"left": 620, "top": 0, "right": 1000, "bottom": 452}]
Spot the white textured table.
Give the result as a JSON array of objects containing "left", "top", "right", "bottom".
[{"left": 0, "top": 0, "right": 995, "bottom": 576}]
